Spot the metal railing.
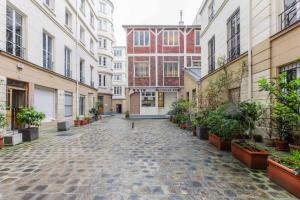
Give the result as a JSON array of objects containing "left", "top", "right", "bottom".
[
  {"left": 279, "top": 0, "right": 300, "bottom": 31},
  {"left": 227, "top": 44, "right": 240, "bottom": 63}
]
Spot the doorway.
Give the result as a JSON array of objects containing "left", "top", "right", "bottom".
[
  {"left": 116, "top": 104, "right": 122, "bottom": 114},
  {"left": 6, "top": 79, "right": 28, "bottom": 130}
]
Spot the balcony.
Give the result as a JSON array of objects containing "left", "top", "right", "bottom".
[{"left": 279, "top": 1, "right": 300, "bottom": 31}]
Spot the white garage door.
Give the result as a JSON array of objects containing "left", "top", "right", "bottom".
[{"left": 34, "top": 85, "right": 56, "bottom": 122}]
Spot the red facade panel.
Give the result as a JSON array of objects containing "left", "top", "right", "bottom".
[{"left": 150, "top": 57, "right": 156, "bottom": 86}]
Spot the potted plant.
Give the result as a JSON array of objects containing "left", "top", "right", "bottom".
[
  {"left": 231, "top": 101, "right": 270, "bottom": 169},
  {"left": 195, "top": 109, "right": 210, "bottom": 140},
  {"left": 268, "top": 151, "right": 300, "bottom": 198},
  {"left": 80, "top": 116, "right": 88, "bottom": 126},
  {"left": 17, "top": 107, "right": 45, "bottom": 142},
  {"left": 0, "top": 112, "right": 6, "bottom": 149},
  {"left": 177, "top": 113, "right": 188, "bottom": 129},
  {"left": 207, "top": 104, "right": 239, "bottom": 151},
  {"left": 289, "top": 134, "right": 300, "bottom": 151},
  {"left": 125, "top": 110, "right": 130, "bottom": 119},
  {"left": 89, "top": 107, "right": 100, "bottom": 121},
  {"left": 259, "top": 73, "right": 300, "bottom": 151},
  {"left": 74, "top": 116, "right": 80, "bottom": 126}
]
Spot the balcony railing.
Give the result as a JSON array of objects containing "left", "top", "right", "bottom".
[
  {"left": 279, "top": 0, "right": 300, "bottom": 31},
  {"left": 227, "top": 44, "right": 240, "bottom": 63}
]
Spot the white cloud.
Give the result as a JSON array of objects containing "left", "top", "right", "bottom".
[{"left": 111, "top": 0, "right": 203, "bottom": 46}]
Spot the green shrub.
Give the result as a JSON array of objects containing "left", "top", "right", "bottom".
[
  {"left": 0, "top": 112, "right": 7, "bottom": 129},
  {"left": 282, "top": 151, "right": 300, "bottom": 173},
  {"left": 16, "top": 107, "right": 45, "bottom": 128}
]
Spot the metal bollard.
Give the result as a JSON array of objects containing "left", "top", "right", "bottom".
[{"left": 132, "top": 122, "right": 134, "bottom": 129}]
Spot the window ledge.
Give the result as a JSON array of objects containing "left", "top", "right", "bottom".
[{"left": 43, "top": 3, "right": 56, "bottom": 16}]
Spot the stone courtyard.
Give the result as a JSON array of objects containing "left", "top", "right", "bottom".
[{"left": 0, "top": 116, "right": 297, "bottom": 200}]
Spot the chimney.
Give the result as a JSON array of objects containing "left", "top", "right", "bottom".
[{"left": 179, "top": 10, "right": 184, "bottom": 25}]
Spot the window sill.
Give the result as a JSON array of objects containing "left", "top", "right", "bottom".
[
  {"left": 43, "top": 3, "right": 56, "bottom": 16},
  {"left": 65, "top": 24, "right": 73, "bottom": 33}
]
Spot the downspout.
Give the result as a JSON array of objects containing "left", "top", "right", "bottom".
[
  {"left": 75, "top": 0, "right": 79, "bottom": 116},
  {"left": 248, "top": 0, "right": 252, "bottom": 100}
]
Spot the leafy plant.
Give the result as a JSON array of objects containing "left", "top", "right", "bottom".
[
  {"left": 89, "top": 107, "right": 100, "bottom": 118},
  {"left": 125, "top": 110, "right": 129, "bottom": 119},
  {"left": 282, "top": 151, "right": 300, "bottom": 174},
  {"left": 75, "top": 116, "right": 80, "bottom": 120},
  {"left": 0, "top": 112, "right": 7, "bottom": 129},
  {"left": 16, "top": 107, "right": 45, "bottom": 128}
]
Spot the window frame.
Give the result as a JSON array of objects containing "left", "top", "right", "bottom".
[
  {"left": 164, "top": 62, "right": 179, "bottom": 77},
  {"left": 64, "top": 46, "right": 71, "bottom": 78},
  {"left": 195, "top": 30, "right": 201, "bottom": 46},
  {"left": 227, "top": 8, "right": 240, "bottom": 62},
  {"left": 133, "top": 31, "right": 150, "bottom": 47},
  {"left": 208, "top": 35, "right": 215, "bottom": 73},
  {"left": 141, "top": 92, "right": 156, "bottom": 107},
  {"left": 43, "top": 32, "right": 54, "bottom": 70},
  {"left": 65, "top": 9, "right": 72, "bottom": 30},
  {"left": 80, "top": 26, "right": 85, "bottom": 44},
  {"left": 163, "top": 30, "right": 180, "bottom": 46},
  {"left": 79, "top": 95, "right": 85, "bottom": 116},
  {"left": 114, "top": 86, "right": 122, "bottom": 96},
  {"left": 208, "top": 0, "right": 215, "bottom": 22},
  {"left": 134, "top": 62, "right": 150, "bottom": 78},
  {"left": 64, "top": 92, "right": 73, "bottom": 117},
  {"left": 80, "top": 59, "right": 85, "bottom": 83}
]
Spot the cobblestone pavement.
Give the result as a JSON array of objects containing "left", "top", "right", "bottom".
[{"left": 0, "top": 116, "right": 297, "bottom": 200}]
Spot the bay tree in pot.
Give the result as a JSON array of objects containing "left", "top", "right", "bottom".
[
  {"left": 195, "top": 109, "right": 210, "bottom": 140},
  {"left": 17, "top": 107, "right": 45, "bottom": 142}
]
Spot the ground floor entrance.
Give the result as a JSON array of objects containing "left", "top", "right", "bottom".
[
  {"left": 116, "top": 104, "right": 122, "bottom": 113},
  {"left": 6, "top": 79, "right": 28, "bottom": 130}
]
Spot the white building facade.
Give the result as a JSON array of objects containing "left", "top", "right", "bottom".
[
  {"left": 96, "top": 0, "right": 115, "bottom": 114},
  {"left": 0, "top": 0, "right": 115, "bottom": 129},
  {"left": 112, "top": 46, "right": 127, "bottom": 113}
]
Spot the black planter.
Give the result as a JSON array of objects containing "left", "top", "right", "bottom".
[
  {"left": 18, "top": 127, "right": 39, "bottom": 142},
  {"left": 196, "top": 125, "right": 209, "bottom": 140}
]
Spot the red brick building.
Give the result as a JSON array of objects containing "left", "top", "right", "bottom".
[{"left": 123, "top": 25, "right": 201, "bottom": 116}]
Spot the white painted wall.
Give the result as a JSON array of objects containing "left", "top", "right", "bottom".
[
  {"left": 195, "top": 0, "right": 250, "bottom": 78},
  {"left": 112, "top": 46, "right": 127, "bottom": 100}
]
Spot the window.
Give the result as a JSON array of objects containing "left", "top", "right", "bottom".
[
  {"left": 90, "top": 39, "right": 94, "bottom": 53},
  {"left": 135, "top": 62, "right": 149, "bottom": 77},
  {"left": 99, "top": 56, "right": 102, "bottom": 65},
  {"left": 195, "top": 30, "right": 201, "bottom": 46},
  {"left": 163, "top": 30, "right": 179, "bottom": 46},
  {"left": 64, "top": 92, "right": 73, "bottom": 117},
  {"left": 103, "top": 20, "right": 107, "bottom": 31},
  {"left": 227, "top": 9, "right": 240, "bottom": 62},
  {"left": 90, "top": 11, "right": 94, "bottom": 27},
  {"left": 103, "top": 57, "right": 107, "bottom": 66},
  {"left": 141, "top": 92, "right": 155, "bottom": 107},
  {"left": 99, "top": 19, "right": 103, "bottom": 30},
  {"left": 114, "top": 87, "right": 122, "bottom": 96},
  {"left": 158, "top": 92, "right": 164, "bottom": 107},
  {"left": 208, "top": 36, "right": 215, "bottom": 73},
  {"left": 80, "top": 59, "right": 85, "bottom": 83},
  {"left": 64, "top": 47, "right": 71, "bottom": 78},
  {"left": 98, "top": 74, "right": 102, "bottom": 86},
  {"left": 164, "top": 62, "right": 179, "bottom": 77},
  {"left": 80, "top": 0, "right": 85, "bottom": 14},
  {"left": 280, "top": 61, "right": 300, "bottom": 82},
  {"left": 114, "top": 75, "right": 122, "bottom": 81},
  {"left": 114, "top": 63, "right": 122, "bottom": 69},
  {"left": 80, "top": 26, "right": 85, "bottom": 44},
  {"left": 90, "top": 66, "right": 94, "bottom": 87},
  {"left": 192, "top": 59, "right": 201, "bottom": 67},
  {"left": 100, "top": 2, "right": 106, "bottom": 14},
  {"left": 134, "top": 31, "right": 150, "bottom": 46},
  {"left": 282, "top": 0, "right": 300, "bottom": 29},
  {"left": 79, "top": 95, "right": 85, "bottom": 116},
  {"left": 65, "top": 9, "right": 72, "bottom": 30},
  {"left": 103, "top": 39, "right": 107, "bottom": 48},
  {"left": 44, "top": 0, "right": 55, "bottom": 10},
  {"left": 103, "top": 75, "right": 106, "bottom": 87},
  {"left": 43, "top": 32, "right": 53, "bottom": 70},
  {"left": 208, "top": 0, "right": 215, "bottom": 22},
  {"left": 114, "top": 50, "right": 122, "bottom": 57},
  {"left": 6, "top": 6, "right": 24, "bottom": 58},
  {"left": 186, "top": 92, "right": 190, "bottom": 101}
]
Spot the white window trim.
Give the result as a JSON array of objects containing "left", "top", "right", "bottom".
[
  {"left": 195, "top": 30, "right": 201, "bottom": 47},
  {"left": 134, "top": 62, "right": 150, "bottom": 78},
  {"left": 163, "top": 30, "right": 180, "bottom": 47},
  {"left": 65, "top": 9, "right": 72, "bottom": 31},
  {"left": 114, "top": 86, "right": 122, "bottom": 96},
  {"left": 163, "top": 61, "right": 179, "bottom": 77},
  {"left": 133, "top": 31, "right": 150, "bottom": 47},
  {"left": 44, "top": 0, "right": 55, "bottom": 11},
  {"left": 43, "top": 32, "right": 54, "bottom": 70},
  {"left": 192, "top": 58, "right": 201, "bottom": 68},
  {"left": 80, "top": 26, "right": 85, "bottom": 44}
]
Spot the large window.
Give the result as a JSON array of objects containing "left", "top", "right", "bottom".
[
  {"left": 135, "top": 62, "right": 149, "bottom": 77},
  {"left": 64, "top": 92, "right": 73, "bottom": 117},
  {"left": 114, "top": 50, "right": 122, "bottom": 57},
  {"left": 65, "top": 9, "right": 72, "bottom": 30},
  {"left": 164, "top": 62, "right": 179, "bottom": 77},
  {"left": 134, "top": 31, "right": 150, "bottom": 46},
  {"left": 113, "top": 74, "right": 122, "bottom": 81},
  {"left": 43, "top": 32, "right": 53, "bottom": 70},
  {"left": 195, "top": 30, "right": 201, "bottom": 46},
  {"left": 163, "top": 30, "right": 179, "bottom": 46},
  {"left": 281, "top": 0, "right": 300, "bottom": 29},
  {"left": 79, "top": 95, "right": 85, "bottom": 116},
  {"left": 80, "top": 26, "right": 85, "bottom": 44},
  {"left": 280, "top": 61, "right": 300, "bottom": 82},
  {"left": 141, "top": 92, "right": 156, "bottom": 107},
  {"left": 114, "top": 87, "right": 122, "bottom": 96},
  {"left": 114, "top": 63, "right": 122, "bottom": 69},
  {"left": 208, "top": 36, "right": 215, "bottom": 73},
  {"left": 227, "top": 9, "right": 240, "bottom": 62},
  {"left": 80, "top": 59, "right": 85, "bottom": 83},
  {"left": 6, "top": 6, "right": 24, "bottom": 58},
  {"left": 64, "top": 47, "right": 71, "bottom": 78}
]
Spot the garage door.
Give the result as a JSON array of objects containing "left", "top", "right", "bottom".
[{"left": 34, "top": 85, "right": 56, "bottom": 122}]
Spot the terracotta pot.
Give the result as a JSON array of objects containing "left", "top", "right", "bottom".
[
  {"left": 209, "top": 133, "right": 231, "bottom": 151},
  {"left": 192, "top": 128, "right": 197, "bottom": 137},
  {"left": 231, "top": 142, "right": 269, "bottom": 169},
  {"left": 74, "top": 120, "right": 81, "bottom": 126},
  {"left": 80, "top": 119, "right": 88, "bottom": 126},
  {"left": 0, "top": 136, "right": 4, "bottom": 149},
  {"left": 180, "top": 123, "right": 188, "bottom": 129},
  {"left": 289, "top": 144, "right": 300, "bottom": 152},
  {"left": 268, "top": 159, "right": 300, "bottom": 198},
  {"left": 264, "top": 138, "right": 275, "bottom": 147},
  {"left": 275, "top": 140, "right": 289, "bottom": 151}
]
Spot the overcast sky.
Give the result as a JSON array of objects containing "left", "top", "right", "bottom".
[{"left": 111, "top": 0, "right": 203, "bottom": 46}]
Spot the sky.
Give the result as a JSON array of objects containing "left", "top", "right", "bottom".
[{"left": 111, "top": 0, "right": 203, "bottom": 46}]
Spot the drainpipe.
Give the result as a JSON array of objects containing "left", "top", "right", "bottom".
[
  {"left": 75, "top": 0, "right": 79, "bottom": 116},
  {"left": 248, "top": 0, "right": 253, "bottom": 101}
]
